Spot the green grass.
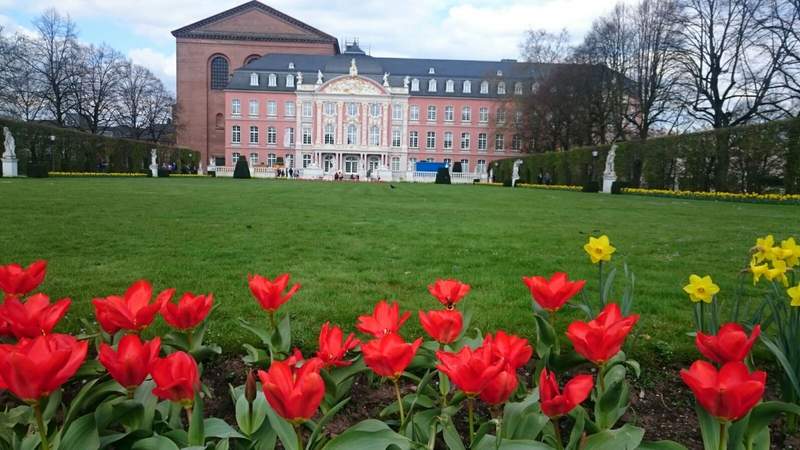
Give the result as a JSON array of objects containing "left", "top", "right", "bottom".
[{"left": 0, "top": 178, "right": 796, "bottom": 363}]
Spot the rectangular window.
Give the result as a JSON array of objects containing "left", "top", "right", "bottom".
[
  {"left": 444, "top": 106, "right": 454, "bottom": 122},
  {"left": 232, "top": 152, "right": 240, "bottom": 163},
  {"left": 267, "top": 101, "right": 277, "bottom": 116},
  {"left": 232, "top": 125, "right": 241, "bottom": 144},
  {"left": 249, "top": 126, "right": 259, "bottom": 144},
  {"left": 302, "top": 102, "right": 312, "bottom": 118},
  {"left": 369, "top": 127, "right": 380, "bottom": 146},
  {"left": 426, "top": 131, "right": 436, "bottom": 149},
  {"left": 461, "top": 107, "right": 471, "bottom": 122},
  {"left": 496, "top": 109, "right": 506, "bottom": 124},
  {"left": 285, "top": 102, "right": 295, "bottom": 117},
  {"left": 324, "top": 125, "right": 335, "bottom": 145},
  {"left": 409, "top": 131, "right": 419, "bottom": 149},
  {"left": 249, "top": 100, "right": 258, "bottom": 116},
  {"left": 391, "top": 157, "right": 400, "bottom": 171},
  {"left": 231, "top": 99, "right": 241, "bottom": 116},
  {"left": 495, "top": 134, "right": 504, "bottom": 151},
  {"left": 267, "top": 127, "right": 277, "bottom": 144},
  {"left": 302, "top": 127, "right": 312, "bottom": 145},
  {"left": 392, "top": 128, "right": 401, "bottom": 148},
  {"left": 347, "top": 102, "right": 358, "bottom": 116},
  {"left": 370, "top": 103, "right": 381, "bottom": 117},
  {"left": 512, "top": 134, "right": 522, "bottom": 150},
  {"left": 427, "top": 105, "right": 436, "bottom": 121},
  {"left": 324, "top": 102, "right": 335, "bottom": 115},
  {"left": 477, "top": 159, "right": 486, "bottom": 173},
  {"left": 392, "top": 105, "right": 402, "bottom": 121},
  {"left": 460, "top": 159, "right": 469, "bottom": 172},
  {"left": 515, "top": 111, "right": 523, "bottom": 124},
  {"left": 479, "top": 107, "right": 489, "bottom": 123},
  {"left": 444, "top": 132, "right": 453, "bottom": 150},
  {"left": 302, "top": 154, "right": 311, "bottom": 168},
  {"left": 478, "top": 133, "right": 487, "bottom": 151},
  {"left": 250, "top": 152, "right": 258, "bottom": 165},
  {"left": 460, "top": 133, "right": 470, "bottom": 150},
  {"left": 285, "top": 127, "right": 294, "bottom": 146},
  {"left": 268, "top": 153, "right": 277, "bottom": 167},
  {"left": 410, "top": 105, "right": 420, "bottom": 121}
]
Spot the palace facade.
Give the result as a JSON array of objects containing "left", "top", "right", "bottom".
[{"left": 174, "top": 1, "right": 547, "bottom": 180}]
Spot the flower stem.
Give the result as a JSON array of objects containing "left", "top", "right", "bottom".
[
  {"left": 269, "top": 312, "right": 277, "bottom": 329},
  {"left": 552, "top": 416, "right": 564, "bottom": 450},
  {"left": 185, "top": 405, "right": 193, "bottom": 430},
  {"left": 549, "top": 311, "right": 559, "bottom": 350},
  {"left": 718, "top": 421, "right": 728, "bottom": 450},
  {"left": 393, "top": 379, "right": 405, "bottom": 427},
  {"left": 468, "top": 397, "right": 476, "bottom": 447},
  {"left": 186, "top": 329, "right": 194, "bottom": 350},
  {"left": 33, "top": 403, "right": 50, "bottom": 450},
  {"left": 296, "top": 424, "right": 304, "bottom": 450},
  {"left": 598, "top": 261, "right": 604, "bottom": 305},
  {"left": 126, "top": 387, "right": 135, "bottom": 400}
]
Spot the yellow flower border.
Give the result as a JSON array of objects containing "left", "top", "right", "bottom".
[
  {"left": 622, "top": 187, "right": 800, "bottom": 204},
  {"left": 49, "top": 172, "right": 147, "bottom": 177}
]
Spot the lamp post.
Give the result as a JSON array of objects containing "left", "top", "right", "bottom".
[
  {"left": 49, "top": 135, "right": 55, "bottom": 171},
  {"left": 591, "top": 150, "right": 599, "bottom": 182}
]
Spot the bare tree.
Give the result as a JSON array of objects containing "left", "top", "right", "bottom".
[
  {"left": 115, "top": 62, "right": 158, "bottom": 139},
  {"left": 73, "top": 44, "right": 124, "bottom": 134},
  {"left": 673, "top": 0, "right": 791, "bottom": 128},
  {"left": 520, "top": 29, "right": 573, "bottom": 64},
  {"left": 142, "top": 79, "right": 175, "bottom": 143},
  {"left": 0, "top": 36, "right": 48, "bottom": 121},
  {"left": 768, "top": 0, "right": 800, "bottom": 116}
]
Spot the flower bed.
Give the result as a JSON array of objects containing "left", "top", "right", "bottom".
[
  {"left": 622, "top": 187, "right": 800, "bottom": 205},
  {"left": 0, "top": 234, "right": 798, "bottom": 449},
  {"left": 517, "top": 183, "right": 583, "bottom": 192},
  {"left": 49, "top": 171, "right": 147, "bottom": 177}
]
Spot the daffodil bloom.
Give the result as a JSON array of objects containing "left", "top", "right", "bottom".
[
  {"left": 750, "top": 260, "right": 769, "bottom": 285},
  {"left": 683, "top": 275, "right": 720, "bottom": 304},
  {"left": 753, "top": 235, "right": 775, "bottom": 263},
  {"left": 780, "top": 238, "right": 800, "bottom": 267},
  {"left": 765, "top": 260, "right": 790, "bottom": 287},
  {"left": 789, "top": 284, "right": 800, "bottom": 307},
  {"left": 584, "top": 235, "right": 615, "bottom": 264}
]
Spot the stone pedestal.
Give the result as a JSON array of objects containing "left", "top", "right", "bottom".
[
  {"left": 376, "top": 167, "right": 392, "bottom": 182},
  {"left": 602, "top": 175, "right": 617, "bottom": 194},
  {"left": 302, "top": 167, "right": 323, "bottom": 179},
  {"left": 149, "top": 164, "right": 158, "bottom": 177},
  {"left": 2, "top": 157, "right": 18, "bottom": 177}
]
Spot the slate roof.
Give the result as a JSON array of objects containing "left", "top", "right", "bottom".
[
  {"left": 226, "top": 51, "right": 586, "bottom": 98},
  {"left": 171, "top": 1, "right": 339, "bottom": 52}
]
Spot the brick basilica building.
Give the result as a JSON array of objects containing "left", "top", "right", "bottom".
[{"left": 173, "top": 1, "right": 555, "bottom": 180}]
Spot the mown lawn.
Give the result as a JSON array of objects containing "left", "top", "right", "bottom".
[{"left": 0, "top": 177, "right": 796, "bottom": 363}]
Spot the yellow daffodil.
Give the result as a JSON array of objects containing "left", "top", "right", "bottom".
[
  {"left": 789, "top": 283, "right": 800, "bottom": 307},
  {"left": 753, "top": 235, "right": 775, "bottom": 263},
  {"left": 683, "top": 274, "right": 720, "bottom": 304},
  {"left": 780, "top": 237, "right": 800, "bottom": 267},
  {"left": 749, "top": 259, "right": 769, "bottom": 285},
  {"left": 584, "top": 235, "right": 616, "bottom": 264},
  {"left": 765, "top": 260, "right": 790, "bottom": 287}
]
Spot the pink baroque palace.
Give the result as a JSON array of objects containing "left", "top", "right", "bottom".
[{"left": 174, "top": 1, "right": 543, "bottom": 182}]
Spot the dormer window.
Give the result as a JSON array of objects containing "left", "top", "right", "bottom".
[
  {"left": 286, "top": 74, "right": 295, "bottom": 88},
  {"left": 428, "top": 79, "right": 437, "bottom": 92},
  {"left": 288, "top": 62, "right": 295, "bottom": 70},
  {"left": 514, "top": 82, "right": 523, "bottom": 95},
  {"left": 497, "top": 82, "right": 506, "bottom": 95},
  {"left": 463, "top": 80, "right": 471, "bottom": 94},
  {"left": 496, "top": 70, "right": 503, "bottom": 77},
  {"left": 268, "top": 73, "right": 277, "bottom": 87},
  {"left": 480, "top": 81, "right": 489, "bottom": 94},
  {"left": 249, "top": 73, "right": 259, "bottom": 87},
  {"left": 445, "top": 80, "right": 454, "bottom": 93},
  {"left": 428, "top": 67, "right": 435, "bottom": 75},
  {"left": 411, "top": 78, "right": 419, "bottom": 92}
]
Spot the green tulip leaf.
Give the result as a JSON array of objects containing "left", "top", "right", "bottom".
[
  {"left": 264, "top": 400, "right": 298, "bottom": 450},
  {"left": 58, "top": 413, "right": 99, "bottom": 450},
  {"left": 322, "top": 419, "right": 412, "bottom": 450},
  {"left": 130, "top": 434, "right": 180, "bottom": 450},
  {"left": 637, "top": 441, "right": 689, "bottom": 450},
  {"left": 744, "top": 401, "right": 800, "bottom": 444},
  {"left": 580, "top": 424, "right": 644, "bottom": 450}
]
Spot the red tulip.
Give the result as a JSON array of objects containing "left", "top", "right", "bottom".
[
  {"left": 0, "top": 260, "right": 47, "bottom": 297},
  {"left": 428, "top": 279, "right": 471, "bottom": 309},
  {"left": 695, "top": 323, "right": 761, "bottom": 365},
  {"left": 681, "top": 360, "right": 766, "bottom": 422},
  {"left": 0, "top": 294, "right": 71, "bottom": 338},
  {"left": 356, "top": 300, "right": 411, "bottom": 337},
  {"left": 484, "top": 330, "right": 533, "bottom": 370},
  {"left": 539, "top": 368, "right": 594, "bottom": 417},
  {"left": 0, "top": 334, "right": 87, "bottom": 402},
  {"left": 92, "top": 280, "right": 174, "bottom": 334},
  {"left": 436, "top": 345, "right": 504, "bottom": 396},
  {"left": 566, "top": 303, "right": 639, "bottom": 364},
  {"left": 419, "top": 309, "right": 463, "bottom": 344},
  {"left": 248, "top": 273, "right": 300, "bottom": 313},
  {"left": 316, "top": 322, "right": 360, "bottom": 368},
  {"left": 161, "top": 292, "right": 214, "bottom": 330},
  {"left": 479, "top": 369, "right": 519, "bottom": 405},
  {"left": 99, "top": 334, "right": 161, "bottom": 390},
  {"left": 258, "top": 358, "right": 325, "bottom": 424},
  {"left": 523, "top": 272, "right": 586, "bottom": 313},
  {"left": 150, "top": 351, "right": 200, "bottom": 406},
  {"left": 362, "top": 333, "right": 422, "bottom": 379}
]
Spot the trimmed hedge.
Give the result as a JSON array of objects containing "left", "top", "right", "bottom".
[
  {"left": 492, "top": 118, "right": 800, "bottom": 194},
  {"left": 0, "top": 117, "right": 199, "bottom": 176}
]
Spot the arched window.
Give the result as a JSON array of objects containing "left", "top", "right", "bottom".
[
  {"left": 411, "top": 78, "right": 419, "bottom": 92},
  {"left": 480, "top": 80, "right": 489, "bottom": 94},
  {"left": 347, "top": 124, "right": 358, "bottom": 145},
  {"left": 428, "top": 79, "right": 437, "bottom": 92},
  {"left": 514, "top": 82, "right": 523, "bottom": 95},
  {"left": 249, "top": 73, "right": 259, "bottom": 86},
  {"left": 369, "top": 126, "right": 380, "bottom": 146},
  {"left": 210, "top": 56, "right": 229, "bottom": 90},
  {"left": 268, "top": 73, "right": 277, "bottom": 87},
  {"left": 286, "top": 74, "right": 294, "bottom": 88},
  {"left": 497, "top": 82, "right": 506, "bottom": 95},
  {"left": 445, "top": 80, "right": 454, "bottom": 93},
  {"left": 463, "top": 80, "right": 471, "bottom": 94},
  {"left": 324, "top": 124, "right": 335, "bottom": 145}
]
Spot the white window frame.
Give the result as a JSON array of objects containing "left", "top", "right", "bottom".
[
  {"left": 302, "top": 154, "right": 311, "bottom": 168},
  {"left": 461, "top": 106, "right": 471, "bottom": 122},
  {"left": 445, "top": 80, "right": 454, "bottom": 93},
  {"left": 444, "top": 106, "right": 454, "bottom": 122},
  {"left": 477, "top": 159, "right": 486, "bottom": 173},
  {"left": 495, "top": 133, "right": 504, "bottom": 151},
  {"left": 267, "top": 153, "right": 277, "bottom": 167},
  {"left": 324, "top": 102, "right": 335, "bottom": 116},
  {"left": 498, "top": 82, "right": 506, "bottom": 95},
  {"left": 426, "top": 131, "right": 436, "bottom": 150},
  {"left": 428, "top": 79, "right": 437, "bottom": 92},
  {"left": 369, "top": 126, "right": 381, "bottom": 146},
  {"left": 514, "top": 82, "right": 523, "bottom": 95},
  {"left": 250, "top": 152, "right": 259, "bottom": 166},
  {"left": 479, "top": 107, "right": 489, "bottom": 123},
  {"left": 231, "top": 99, "right": 241, "bottom": 116},
  {"left": 478, "top": 133, "right": 487, "bottom": 151},
  {"left": 409, "top": 131, "right": 419, "bottom": 148},
  {"left": 347, "top": 124, "right": 358, "bottom": 145},
  {"left": 444, "top": 131, "right": 453, "bottom": 150},
  {"left": 392, "top": 105, "right": 402, "bottom": 121},
  {"left": 391, "top": 156, "right": 400, "bottom": 171},
  {"left": 410, "top": 105, "right": 420, "bottom": 121},
  {"left": 231, "top": 125, "right": 241, "bottom": 144},
  {"left": 232, "top": 152, "right": 240, "bottom": 163},
  {"left": 460, "top": 132, "right": 470, "bottom": 150},
  {"left": 285, "top": 127, "right": 295, "bottom": 146},
  {"left": 347, "top": 102, "right": 358, "bottom": 116},
  {"left": 267, "top": 127, "right": 277, "bottom": 145},
  {"left": 302, "top": 102, "right": 312, "bottom": 118},
  {"left": 302, "top": 127, "right": 312, "bottom": 145},
  {"left": 268, "top": 73, "right": 277, "bottom": 87},
  {"left": 480, "top": 81, "right": 489, "bottom": 94},
  {"left": 249, "top": 73, "right": 259, "bottom": 86},
  {"left": 285, "top": 102, "right": 295, "bottom": 117},
  {"left": 249, "top": 126, "right": 259, "bottom": 144},
  {"left": 370, "top": 103, "right": 381, "bottom": 117},
  {"left": 460, "top": 159, "right": 469, "bottom": 172},
  {"left": 427, "top": 105, "right": 437, "bottom": 121},
  {"left": 267, "top": 101, "right": 277, "bottom": 117},
  {"left": 249, "top": 100, "right": 259, "bottom": 117},
  {"left": 392, "top": 128, "right": 401, "bottom": 148},
  {"left": 463, "top": 80, "right": 471, "bottom": 94},
  {"left": 411, "top": 78, "right": 419, "bottom": 92},
  {"left": 286, "top": 74, "right": 294, "bottom": 88},
  {"left": 324, "top": 124, "right": 335, "bottom": 145},
  {"left": 497, "top": 108, "right": 506, "bottom": 124}
]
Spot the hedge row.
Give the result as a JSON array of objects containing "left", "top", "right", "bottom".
[
  {"left": 0, "top": 118, "right": 200, "bottom": 175},
  {"left": 492, "top": 118, "right": 800, "bottom": 194}
]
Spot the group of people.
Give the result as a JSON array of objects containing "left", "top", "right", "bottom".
[
  {"left": 275, "top": 168, "right": 298, "bottom": 178},
  {"left": 333, "top": 170, "right": 360, "bottom": 181}
]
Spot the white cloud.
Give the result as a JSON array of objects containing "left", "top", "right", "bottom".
[{"left": 128, "top": 47, "right": 176, "bottom": 90}]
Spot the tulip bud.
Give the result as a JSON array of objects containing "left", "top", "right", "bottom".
[{"left": 245, "top": 369, "right": 257, "bottom": 404}]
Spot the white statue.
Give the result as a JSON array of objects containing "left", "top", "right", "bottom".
[
  {"left": 349, "top": 58, "right": 358, "bottom": 76},
  {"left": 2, "top": 127, "right": 15, "bottom": 159},
  {"left": 383, "top": 72, "right": 390, "bottom": 87},
  {"left": 197, "top": 162, "right": 204, "bottom": 175},
  {"left": 296, "top": 71, "right": 303, "bottom": 85},
  {"left": 403, "top": 76, "right": 410, "bottom": 89},
  {"left": 511, "top": 159, "right": 523, "bottom": 187},
  {"left": 316, "top": 70, "right": 324, "bottom": 84},
  {"left": 208, "top": 156, "right": 216, "bottom": 169},
  {"left": 604, "top": 144, "right": 617, "bottom": 177},
  {"left": 149, "top": 149, "right": 158, "bottom": 177}
]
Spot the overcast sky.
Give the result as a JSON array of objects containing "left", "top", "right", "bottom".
[{"left": 0, "top": 0, "right": 628, "bottom": 91}]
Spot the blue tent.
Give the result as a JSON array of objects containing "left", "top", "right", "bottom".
[{"left": 415, "top": 162, "right": 446, "bottom": 172}]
